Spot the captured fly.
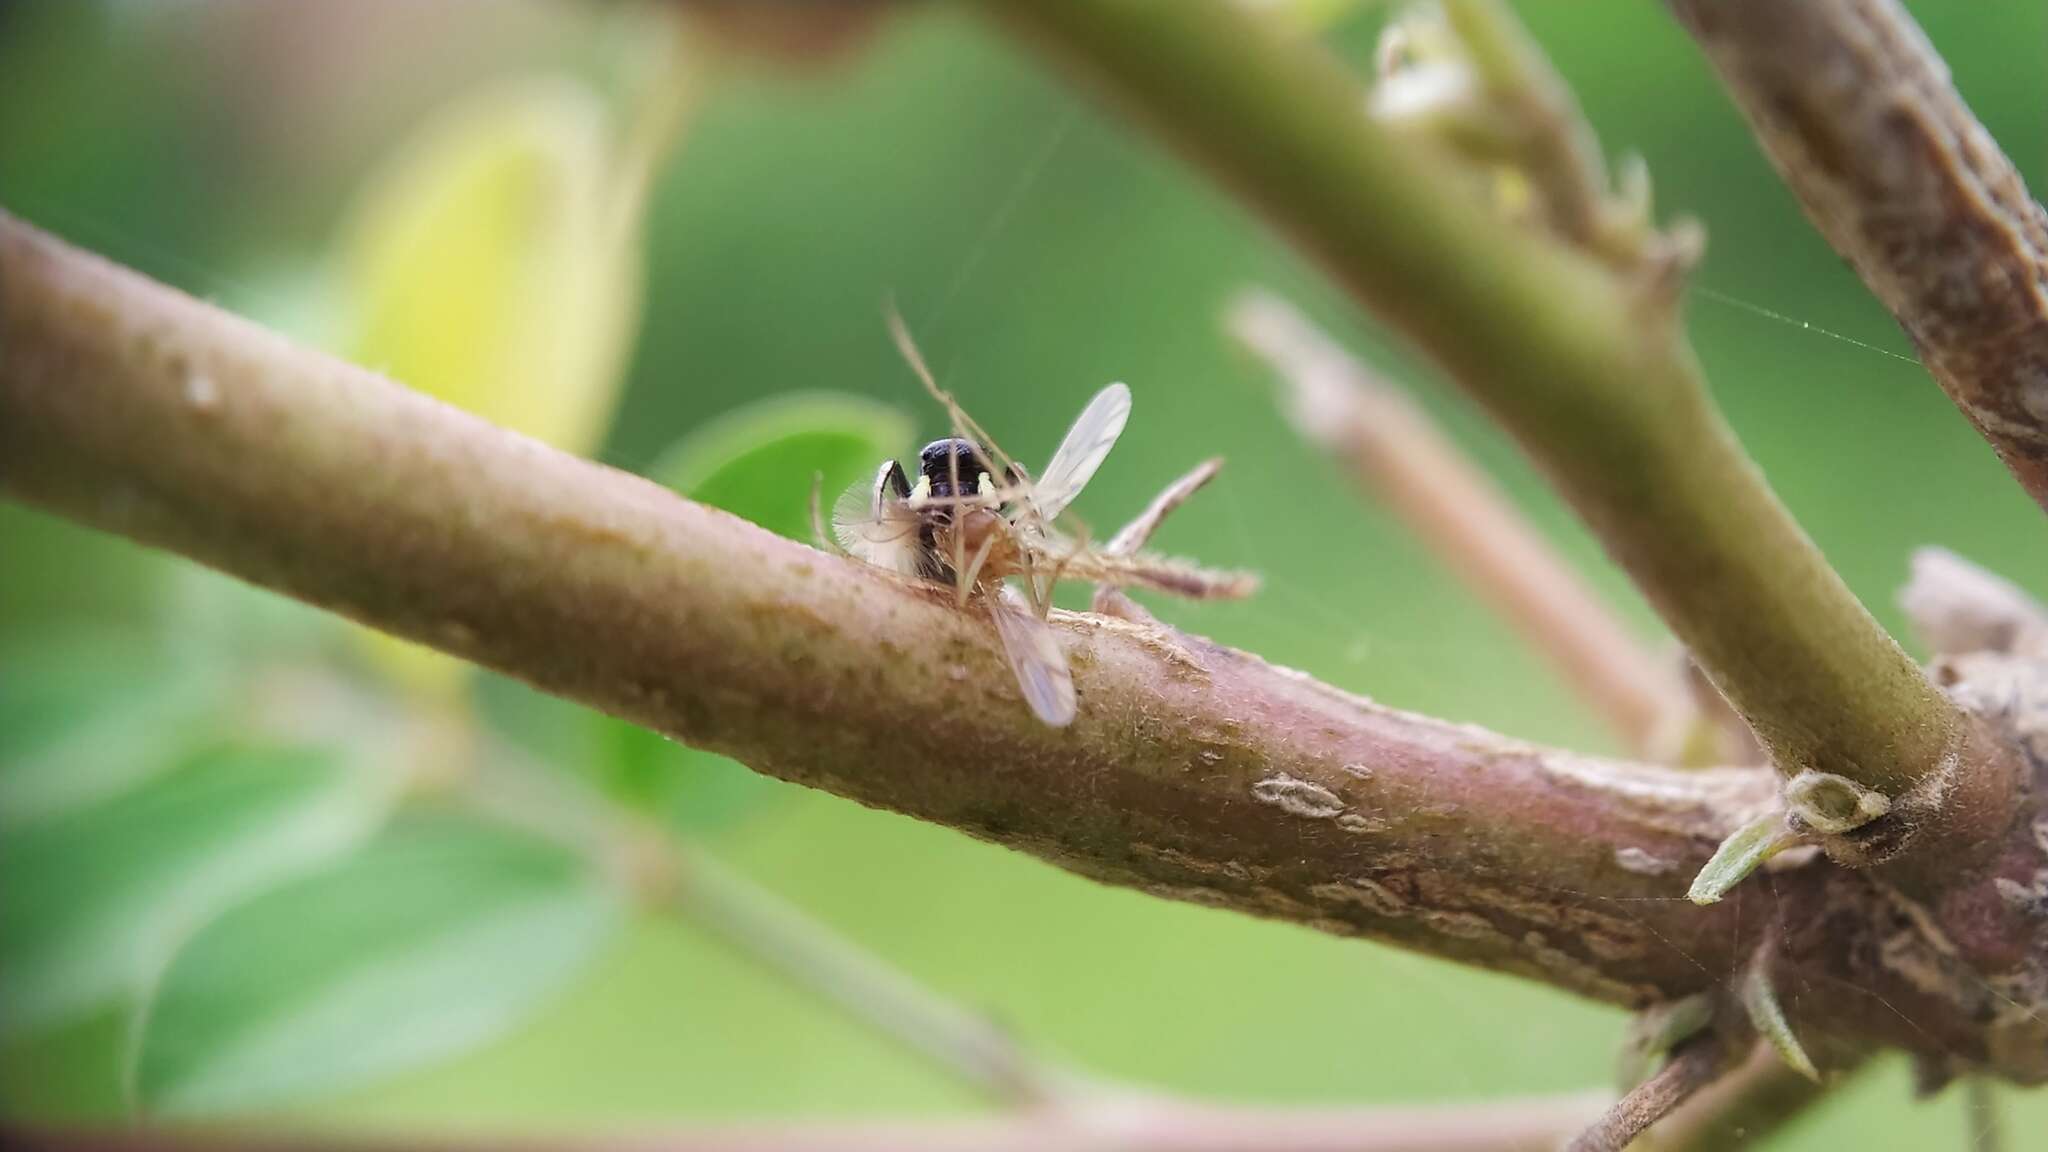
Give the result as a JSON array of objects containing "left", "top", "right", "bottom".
[{"left": 822, "top": 314, "right": 1256, "bottom": 728}]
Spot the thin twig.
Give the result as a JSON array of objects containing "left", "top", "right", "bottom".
[
  {"left": 1650, "top": 655, "right": 1761, "bottom": 769},
  {"left": 1228, "top": 287, "right": 1674, "bottom": 753},
  {"left": 452, "top": 730, "right": 1073, "bottom": 1107},
  {"left": 1437, "top": 0, "right": 1609, "bottom": 253},
  {"left": 1642, "top": 1041, "right": 1855, "bottom": 1152},
  {"left": 1666, "top": 0, "right": 2048, "bottom": 517},
  {"left": 1965, "top": 1078, "right": 2006, "bottom": 1152},
  {"left": 3, "top": 1093, "right": 1611, "bottom": 1152},
  {"left": 254, "top": 666, "right": 1071, "bottom": 1113},
  {"left": 657, "top": 846, "right": 1076, "bottom": 1107},
  {"left": 1564, "top": 1038, "right": 1726, "bottom": 1152},
  {"left": 1899, "top": 547, "right": 2048, "bottom": 659}
]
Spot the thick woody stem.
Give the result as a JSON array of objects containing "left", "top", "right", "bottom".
[
  {"left": 983, "top": 0, "right": 2004, "bottom": 864},
  {"left": 0, "top": 212, "right": 1767, "bottom": 1007},
  {"left": 1228, "top": 287, "right": 1675, "bottom": 754},
  {"left": 1667, "top": 0, "right": 2048, "bottom": 516}
]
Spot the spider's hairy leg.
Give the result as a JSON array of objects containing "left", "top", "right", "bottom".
[
  {"left": 957, "top": 530, "right": 1000, "bottom": 609},
  {"left": 1107, "top": 458, "right": 1225, "bottom": 557},
  {"left": 1077, "top": 550, "right": 1260, "bottom": 601}
]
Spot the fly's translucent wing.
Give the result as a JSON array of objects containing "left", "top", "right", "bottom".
[
  {"left": 834, "top": 461, "right": 924, "bottom": 577},
  {"left": 989, "top": 585, "right": 1075, "bottom": 727},
  {"left": 1029, "top": 382, "right": 1130, "bottom": 522}
]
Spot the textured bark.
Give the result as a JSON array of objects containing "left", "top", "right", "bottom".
[{"left": 1669, "top": 0, "right": 2048, "bottom": 514}]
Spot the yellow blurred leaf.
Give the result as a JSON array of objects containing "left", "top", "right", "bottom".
[
  {"left": 333, "top": 74, "right": 665, "bottom": 697},
  {"left": 340, "top": 76, "right": 640, "bottom": 455}
]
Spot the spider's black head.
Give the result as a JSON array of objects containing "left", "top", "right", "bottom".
[{"left": 918, "top": 438, "right": 985, "bottom": 500}]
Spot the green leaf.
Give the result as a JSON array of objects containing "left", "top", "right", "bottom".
[
  {"left": 0, "top": 743, "right": 391, "bottom": 1041},
  {"left": 0, "top": 632, "right": 228, "bottom": 828},
  {"left": 1687, "top": 811, "right": 1800, "bottom": 905},
  {"left": 647, "top": 391, "right": 912, "bottom": 542},
  {"left": 163, "top": 566, "right": 346, "bottom": 669},
  {"left": 135, "top": 813, "right": 626, "bottom": 1115},
  {"left": 592, "top": 722, "right": 796, "bottom": 835}
]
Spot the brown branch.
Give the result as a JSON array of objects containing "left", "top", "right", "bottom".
[
  {"left": 1666, "top": 0, "right": 2048, "bottom": 515},
  {"left": 1563, "top": 1038, "right": 1726, "bottom": 1152},
  {"left": 1228, "top": 287, "right": 1675, "bottom": 754},
  {"left": 5, "top": 1096, "right": 1608, "bottom": 1152},
  {"left": 0, "top": 212, "right": 1766, "bottom": 1008}
]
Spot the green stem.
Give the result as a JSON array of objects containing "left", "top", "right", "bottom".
[{"left": 986, "top": 0, "right": 1971, "bottom": 812}]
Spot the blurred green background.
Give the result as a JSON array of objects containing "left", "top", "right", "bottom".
[{"left": 3, "top": 0, "right": 2046, "bottom": 1146}]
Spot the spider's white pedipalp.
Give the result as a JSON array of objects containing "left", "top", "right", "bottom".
[{"left": 832, "top": 461, "right": 922, "bottom": 577}]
